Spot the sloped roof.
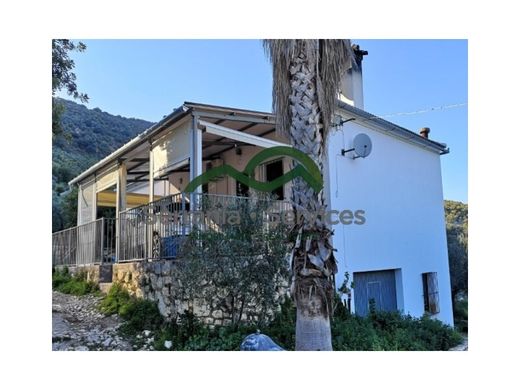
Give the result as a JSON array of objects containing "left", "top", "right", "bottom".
[
  {"left": 337, "top": 101, "right": 449, "bottom": 154},
  {"left": 69, "top": 100, "right": 448, "bottom": 186}
]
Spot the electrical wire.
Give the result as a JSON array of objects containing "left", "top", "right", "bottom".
[
  {"left": 369, "top": 102, "right": 467, "bottom": 120},
  {"left": 333, "top": 102, "right": 467, "bottom": 127}
]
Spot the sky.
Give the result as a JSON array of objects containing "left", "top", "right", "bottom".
[{"left": 58, "top": 39, "right": 467, "bottom": 202}]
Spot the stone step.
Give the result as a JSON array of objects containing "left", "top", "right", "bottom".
[{"left": 99, "top": 282, "right": 113, "bottom": 294}]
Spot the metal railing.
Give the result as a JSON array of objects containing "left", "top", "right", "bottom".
[
  {"left": 52, "top": 193, "right": 291, "bottom": 265},
  {"left": 52, "top": 217, "right": 116, "bottom": 267},
  {"left": 118, "top": 192, "right": 291, "bottom": 262}
]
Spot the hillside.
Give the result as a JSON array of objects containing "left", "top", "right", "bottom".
[{"left": 52, "top": 99, "right": 154, "bottom": 230}]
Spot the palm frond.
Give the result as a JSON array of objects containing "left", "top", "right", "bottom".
[{"left": 263, "top": 39, "right": 355, "bottom": 141}]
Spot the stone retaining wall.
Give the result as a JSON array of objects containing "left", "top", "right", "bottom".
[
  {"left": 111, "top": 260, "right": 289, "bottom": 326},
  {"left": 56, "top": 261, "right": 289, "bottom": 326}
]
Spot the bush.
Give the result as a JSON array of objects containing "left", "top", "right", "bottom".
[
  {"left": 453, "top": 297, "right": 468, "bottom": 333},
  {"left": 331, "top": 309, "right": 462, "bottom": 351},
  {"left": 99, "top": 283, "right": 163, "bottom": 337},
  {"left": 52, "top": 267, "right": 70, "bottom": 289},
  {"left": 52, "top": 267, "right": 98, "bottom": 296},
  {"left": 150, "top": 310, "right": 257, "bottom": 351},
  {"left": 177, "top": 194, "right": 290, "bottom": 327},
  {"left": 99, "top": 283, "right": 132, "bottom": 315},
  {"left": 99, "top": 284, "right": 462, "bottom": 351},
  {"left": 152, "top": 300, "right": 461, "bottom": 351},
  {"left": 119, "top": 299, "right": 163, "bottom": 336}
]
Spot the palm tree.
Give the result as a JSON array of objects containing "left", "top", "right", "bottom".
[{"left": 264, "top": 39, "right": 356, "bottom": 350}]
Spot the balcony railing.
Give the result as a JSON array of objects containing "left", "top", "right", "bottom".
[
  {"left": 52, "top": 217, "right": 116, "bottom": 267},
  {"left": 118, "top": 192, "right": 292, "bottom": 262},
  {"left": 52, "top": 193, "right": 291, "bottom": 265}
]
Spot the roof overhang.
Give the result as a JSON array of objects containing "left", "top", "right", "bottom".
[
  {"left": 69, "top": 102, "right": 279, "bottom": 187},
  {"left": 336, "top": 101, "right": 449, "bottom": 155},
  {"left": 69, "top": 100, "right": 449, "bottom": 187}
]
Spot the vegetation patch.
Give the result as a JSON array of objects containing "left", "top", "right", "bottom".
[
  {"left": 453, "top": 295, "right": 468, "bottom": 334},
  {"left": 52, "top": 267, "right": 98, "bottom": 296},
  {"left": 113, "top": 296, "right": 461, "bottom": 351},
  {"left": 97, "top": 283, "right": 462, "bottom": 351},
  {"left": 99, "top": 283, "right": 163, "bottom": 341},
  {"left": 258, "top": 299, "right": 462, "bottom": 351}
]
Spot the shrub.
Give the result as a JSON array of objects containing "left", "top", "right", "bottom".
[
  {"left": 52, "top": 267, "right": 70, "bottom": 289},
  {"left": 52, "top": 267, "right": 98, "bottom": 296},
  {"left": 332, "top": 314, "right": 380, "bottom": 351},
  {"left": 331, "top": 309, "right": 462, "bottom": 351},
  {"left": 98, "top": 283, "right": 132, "bottom": 315},
  {"left": 98, "top": 283, "right": 462, "bottom": 351},
  {"left": 119, "top": 299, "right": 163, "bottom": 336},
  {"left": 99, "top": 283, "right": 163, "bottom": 337},
  {"left": 177, "top": 194, "right": 291, "bottom": 327},
  {"left": 151, "top": 310, "right": 256, "bottom": 351},
  {"left": 453, "top": 297, "right": 468, "bottom": 333}
]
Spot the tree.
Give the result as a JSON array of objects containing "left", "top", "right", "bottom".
[
  {"left": 52, "top": 39, "right": 89, "bottom": 137},
  {"left": 177, "top": 195, "right": 290, "bottom": 327},
  {"left": 264, "top": 40, "right": 356, "bottom": 350}
]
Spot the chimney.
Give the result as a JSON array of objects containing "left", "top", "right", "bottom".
[
  {"left": 420, "top": 127, "right": 430, "bottom": 139},
  {"left": 339, "top": 44, "right": 368, "bottom": 110}
]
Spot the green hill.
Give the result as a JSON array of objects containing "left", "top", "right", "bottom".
[{"left": 52, "top": 99, "right": 153, "bottom": 231}]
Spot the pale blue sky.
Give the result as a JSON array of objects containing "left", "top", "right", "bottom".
[{"left": 59, "top": 39, "right": 467, "bottom": 202}]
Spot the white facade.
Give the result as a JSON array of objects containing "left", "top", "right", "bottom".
[{"left": 325, "top": 117, "right": 454, "bottom": 325}]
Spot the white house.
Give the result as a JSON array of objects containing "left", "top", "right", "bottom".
[
  {"left": 53, "top": 48, "right": 454, "bottom": 325},
  {"left": 327, "top": 105, "right": 452, "bottom": 325}
]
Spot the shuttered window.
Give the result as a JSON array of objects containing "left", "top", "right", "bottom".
[{"left": 422, "top": 272, "right": 440, "bottom": 314}]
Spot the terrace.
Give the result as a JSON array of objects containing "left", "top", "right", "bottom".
[{"left": 52, "top": 102, "right": 293, "bottom": 267}]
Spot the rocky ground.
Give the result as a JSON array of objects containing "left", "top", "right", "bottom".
[{"left": 52, "top": 291, "right": 156, "bottom": 351}]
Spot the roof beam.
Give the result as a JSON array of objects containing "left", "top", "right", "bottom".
[
  {"left": 202, "top": 122, "right": 258, "bottom": 151},
  {"left": 195, "top": 110, "right": 274, "bottom": 125},
  {"left": 199, "top": 120, "right": 288, "bottom": 149},
  {"left": 204, "top": 127, "right": 278, "bottom": 160},
  {"left": 127, "top": 170, "right": 150, "bottom": 175}
]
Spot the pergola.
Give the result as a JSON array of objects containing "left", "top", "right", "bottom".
[{"left": 68, "top": 102, "right": 290, "bottom": 259}]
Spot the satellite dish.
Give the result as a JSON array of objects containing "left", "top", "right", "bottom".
[
  {"left": 353, "top": 133, "right": 372, "bottom": 158},
  {"left": 341, "top": 133, "right": 373, "bottom": 159}
]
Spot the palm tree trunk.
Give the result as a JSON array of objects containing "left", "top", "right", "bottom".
[{"left": 289, "top": 43, "right": 335, "bottom": 351}]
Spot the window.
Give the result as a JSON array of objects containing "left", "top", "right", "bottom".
[
  {"left": 264, "top": 159, "right": 284, "bottom": 200},
  {"left": 422, "top": 272, "right": 440, "bottom": 314}
]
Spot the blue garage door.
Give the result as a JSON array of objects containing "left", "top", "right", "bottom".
[{"left": 354, "top": 270, "right": 398, "bottom": 317}]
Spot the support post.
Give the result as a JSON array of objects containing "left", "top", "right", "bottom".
[
  {"left": 189, "top": 114, "right": 203, "bottom": 209},
  {"left": 100, "top": 217, "right": 105, "bottom": 264},
  {"left": 149, "top": 142, "right": 155, "bottom": 203},
  {"left": 115, "top": 161, "right": 127, "bottom": 262},
  {"left": 91, "top": 176, "right": 97, "bottom": 221},
  {"left": 77, "top": 184, "right": 83, "bottom": 226},
  {"left": 147, "top": 142, "right": 154, "bottom": 260}
]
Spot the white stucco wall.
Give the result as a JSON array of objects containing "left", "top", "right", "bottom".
[{"left": 325, "top": 121, "right": 454, "bottom": 325}]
